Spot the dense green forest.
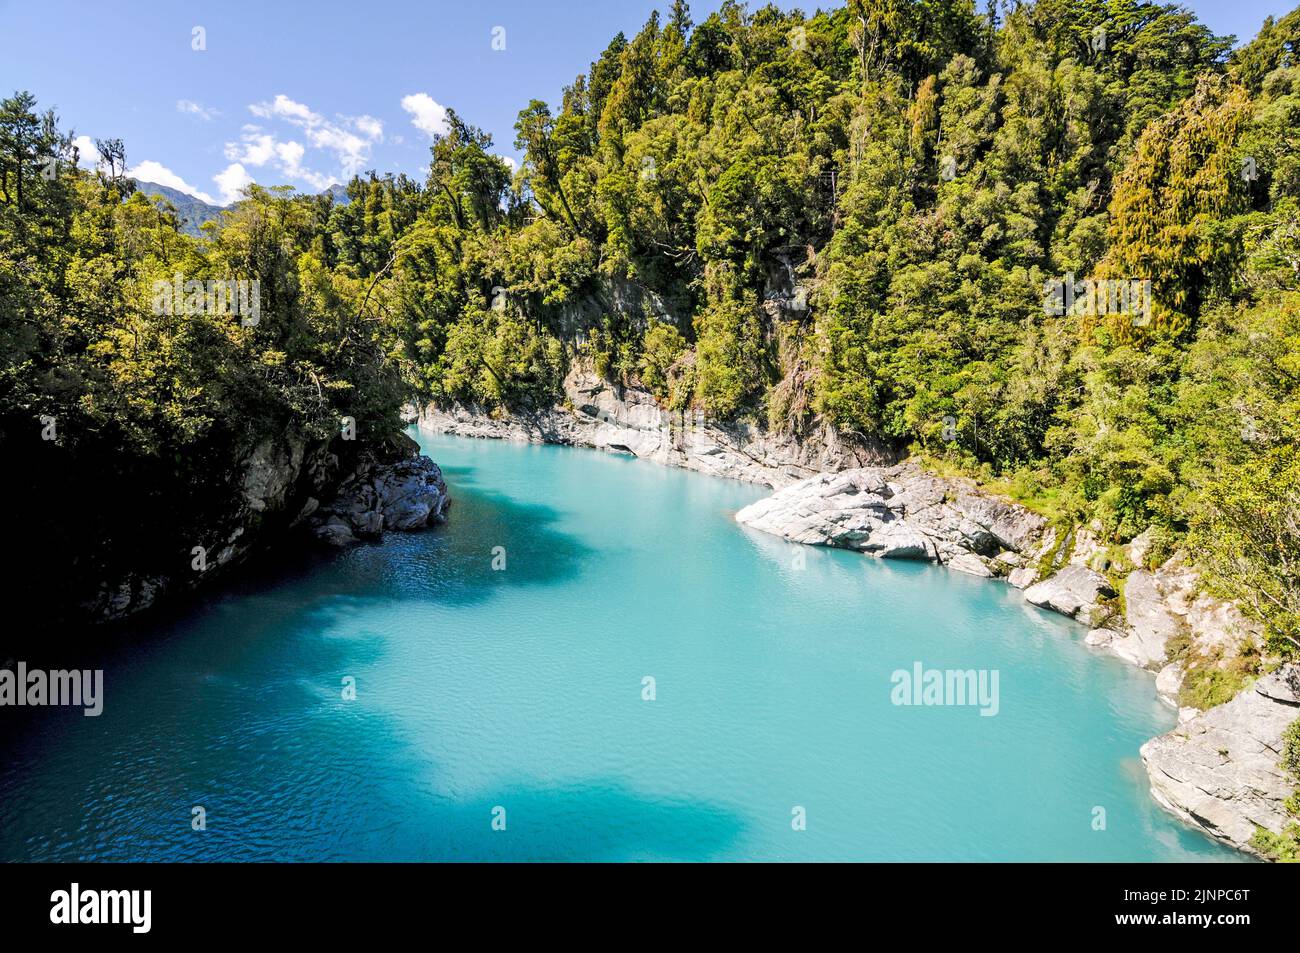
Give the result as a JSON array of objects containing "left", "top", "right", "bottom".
[{"left": 2, "top": 0, "right": 1299, "bottom": 847}]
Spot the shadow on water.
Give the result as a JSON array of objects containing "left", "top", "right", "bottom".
[
  {"left": 1, "top": 446, "right": 593, "bottom": 704},
  {"left": 0, "top": 443, "right": 616, "bottom": 862},
  {"left": 0, "top": 435, "right": 1247, "bottom": 862},
  {"left": 2, "top": 666, "right": 748, "bottom": 862},
  {"left": 392, "top": 778, "right": 748, "bottom": 863},
  {"left": 263, "top": 460, "right": 598, "bottom": 617}
]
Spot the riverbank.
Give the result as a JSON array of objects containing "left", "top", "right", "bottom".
[
  {"left": 416, "top": 365, "right": 1298, "bottom": 860},
  {"left": 81, "top": 431, "right": 450, "bottom": 624}
]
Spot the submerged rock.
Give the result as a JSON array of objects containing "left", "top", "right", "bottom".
[{"left": 1142, "top": 665, "right": 1300, "bottom": 856}]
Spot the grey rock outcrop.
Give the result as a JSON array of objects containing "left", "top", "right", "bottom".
[
  {"left": 732, "top": 465, "right": 1048, "bottom": 575},
  {"left": 1023, "top": 565, "right": 1116, "bottom": 625},
  {"left": 309, "top": 454, "right": 450, "bottom": 546},
  {"left": 1085, "top": 555, "right": 1260, "bottom": 677},
  {"left": 1113, "top": 570, "right": 1182, "bottom": 669},
  {"left": 1156, "top": 663, "right": 1184, "bottom": 707},
  {"left": 1141, "top": 665, "right": 1300, "bottom": 856},
  {"left": 84, "top": 432, "right": 449, "bottom": 620},
  {"left": 420, "top": 360, "right": 896, "bottom": 489}
]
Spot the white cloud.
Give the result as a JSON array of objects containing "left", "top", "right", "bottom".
[
  {"left": 135, "top": 94, "right": 378, "bottom": 206},
  {"left": 177, "top": 99, "right": 219, "bottom": 121},
  {"left": 71, "top": 135, "right": 99, "bottom": 169},
  {"left": 223, "top": 126, "right": 334, "bottom": 190},
  {"left": 354, "top": 115, "right": 384, "bottom": 141},
  {"left": 213, "top": 163, "right": 254, "bottom": 205},
  {"left": 250, "top": 94, "right": 316, "bottom": 124},
  {"left": 226, "top": 130, "right": 278, "bottom": 166},
  {"left": 127, "top": 160, "right": 218, "bottom": 204},
  {"left": 245, "top": 94, "right": 382, "bottom": 179},
  {"left": 401, "top": 93, "right": 449, "bottom": 138},
  {"left": 499, "top": 155, "right": 519, "bottom": 173}
]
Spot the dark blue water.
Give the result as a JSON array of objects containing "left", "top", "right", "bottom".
[{"left": 0, "top": 431, "right": 1242, "bottom": 860}]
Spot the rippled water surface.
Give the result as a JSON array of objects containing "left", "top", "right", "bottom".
[{"left": 0, "top": 430, "right": 1242, "bottom": 860}]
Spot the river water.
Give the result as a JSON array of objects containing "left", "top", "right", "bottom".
[{"left": 0, "top": 430, "right": 1242, "bottom": 861}]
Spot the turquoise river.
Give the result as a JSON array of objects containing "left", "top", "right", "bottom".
[{"left": 0, "top": 430, "right": 1245, "bottom": 861}]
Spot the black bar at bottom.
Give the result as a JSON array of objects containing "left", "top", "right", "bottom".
[{"left": 0, "top": 861, "right": 1286, "bottom": 941}]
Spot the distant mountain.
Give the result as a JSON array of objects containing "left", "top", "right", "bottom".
[
  {"left": 322, "top": 183, "right": 351, "bottom": 206},
  {"left": 132, "top": 180, "right": 225, "bottom": 237},
  {"left": 129, "top": 180, "right": 350, "bottom": 238}
]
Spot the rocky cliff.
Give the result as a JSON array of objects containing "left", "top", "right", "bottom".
[
  {"left": 420, "top": 361, "right": 896, "bottom": 489},
  {"left": 1142, "top": 666, "right": 1299, "bottom": 855},
  {"left": 84, "top": 431, "right": 449, "bottom": 623}
]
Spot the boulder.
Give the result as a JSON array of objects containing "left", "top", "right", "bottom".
[
  {"left": 869, "top": 523, "right": 938, "bottom": 560},
  {"left": 375, "top": 456, "right": 451, "bottom": 530},
  {"left": 1006, "top": 566, "right": 1038, "bottom": 589},
  {"left": 313, "top": 454, "right": 450, "bottom": 541},
  {"left": 1085, "top": 628, "right": 1119, "bottom": 648},
  {"left": 1023, "top": 564, "right": 1116, "bottom": 623},
  {"left": 947, "top": 552, "right": 995, "bottom": 577},
  {"left": 734, "top": 470, "right": 897, "bottom": 548}
]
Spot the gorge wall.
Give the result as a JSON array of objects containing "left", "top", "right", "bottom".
[
  {"left": 80, "top": 432, "right": 450, "bottom": 625},
  {"left": 420, "top": 359, "right": 897, "bottom": 489}
]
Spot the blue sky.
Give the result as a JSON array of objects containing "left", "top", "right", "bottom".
[{"left": 0, "top": 0, "right": 1294, "bottom": 205}]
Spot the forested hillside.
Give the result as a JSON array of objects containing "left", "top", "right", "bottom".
[
  {"left": 381, "top": 0, "right": 1300, "bottom": 669},
  {"left": 2, "top": 0, "right": 1298, "bottom": 849}
]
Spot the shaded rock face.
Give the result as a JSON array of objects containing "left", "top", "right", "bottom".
[
  {"left": 732, "top": 466, "right": 1047, "bottom": 577},
  {"left": 84, "top": 432, "right": 448, "bottom": 621},
  {"left": 309, "top": 454, "right": 450, "bottom": 546},
  {"left": 1141, "top": 665, "right": 1300, "bottom": 856},
  {"left": 420, "top": 361, "right": 897, "bottom": 489}
]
